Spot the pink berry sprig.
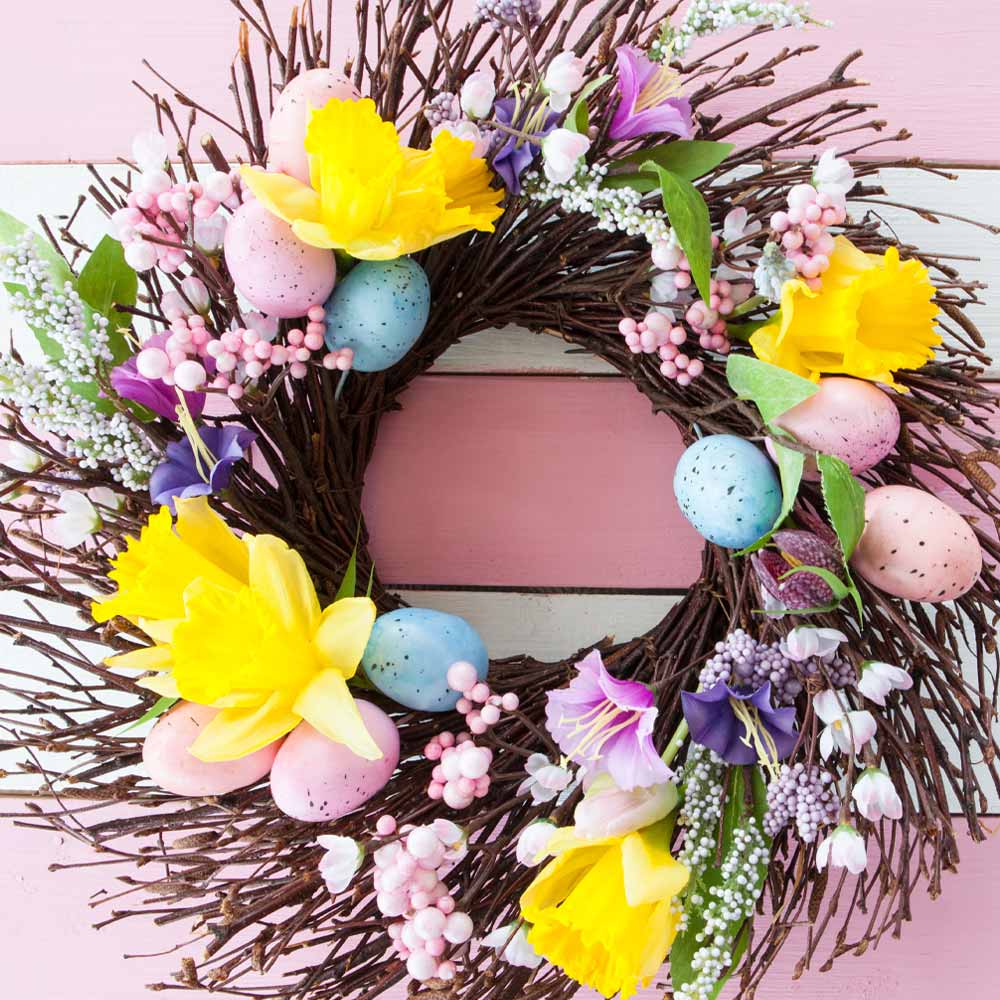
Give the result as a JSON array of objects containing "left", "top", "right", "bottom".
[
  {"left": 770, "top": 183, "right": 845, "bottom": 290},
  {"left": 371, "top": 819, "right": 472, "bottom": 983},
  {"left": 447, "top": 660, "right": 519, "bottom": 735}
]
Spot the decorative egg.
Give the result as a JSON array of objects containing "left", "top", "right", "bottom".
[
  {"left": 362, "top": 608, "right": 488, "bottom": 712},
  {"left": 771, "top": 377, "right": 900, "bottom": 479},
  {"left": 850, "top": 485, "right": 981, "bottom": 602},
  {"left": 224, "top": 199, "right": 336, "bottom": 318},
  {"left": 324, "top": 258, "right": 430, "bottom": 371},
  {"left": 267, "top": 70, "right": 360, "bottom": 184},
  {"left": 143, "top": 702, "right": 278, "bottom": 797},
  {"left": 673, "top": 434, "right": 783, "bottom": 549},
  {"left": 269, "top": 703, "right": 399, "bottom": 822}
]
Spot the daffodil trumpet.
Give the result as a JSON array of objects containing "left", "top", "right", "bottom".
[{"left": 93, "top": 497, "right": 380, "bottom": 763}]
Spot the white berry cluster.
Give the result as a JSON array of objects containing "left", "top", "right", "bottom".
[
  {"left": 523, "top": 164, "right": 672, "bottom": 245},
  {"left": 0, "top": 236, "right": 159, "bottom": 489},
  {"left": 678, "top": 743, "right": 726, "bottom": 874},
  {"left": 653, "top": 1, "right": 826, "bottom": 60}
]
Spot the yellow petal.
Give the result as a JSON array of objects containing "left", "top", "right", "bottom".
[
  {"left": 189, "top": 692, "right": 299, "bottom": 761},
  {"left": 621, "top": 823, "right": 690, "bottom": 906},
  {"left": 239, "top": 166, "right": 323, "bottom": 227},
  {"left": 174, "top": 496, "right": 249, "bottom": 585},
  {"left": 247, "top": 534, "right": 321, "bottom": 637},
  {"left": 105, "top": 643, "right": 174, "bottom": 672},
  {"left": 137, "top": 617, "right": 181, "bottom": 643},
  {"left": 293, "top": 668, "right": 382, "bottom": 760},
  {"left": 291, "top": 219, "right": 341, "bottom": 250},
  {"left": 137, "top": 673, "right": 181, "bottom": 698},
  {"left": 313, "top": 597, "right": 376, "bottom": 677}
]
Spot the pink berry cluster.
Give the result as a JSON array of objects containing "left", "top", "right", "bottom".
[
  {"left": 137, "top": 303, "right": 353, "bottom": 403},
  {"left": 423, "top": 662, "right": 520, "bottom": 809},
  {"left": 769, "top": 184, "right": 846, "bottom": 290},
  {"left": 372, "top": 818, "right": 472, "bottom": 983},
  {"left": 112, "top": 169, "right": 241, "bottom": 274}
]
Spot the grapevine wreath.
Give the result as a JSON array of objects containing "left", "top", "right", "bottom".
[{"left": 1, "top": 1, "right": 999, "bottom": 998}]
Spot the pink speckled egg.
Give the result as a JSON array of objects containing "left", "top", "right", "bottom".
[
  {"left": 267, "top": 69, "right": 360, "bottom": 183},
  {"left": 850, "top": 485, "right": 982, "bottom": 602},
  {"left": 773, "top": 377, "right": 900, "bottom": 480},
  {"left": 270, "top": 701, "right": 399, "bottom": 822},
  {"left": 143, "top": 702, "right": 279, "bottom": 797},
  {"left": 224, "top": 199, "right": 335, "bottom": 318}
]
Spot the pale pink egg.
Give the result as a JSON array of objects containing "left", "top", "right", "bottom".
[
  {"left": 224, "top": 200, "right": 335, "bottom": 318},
  {"left": 270, "top": 701, "right": 399, "bottom": 822},
  {"left": 143, "top": 702, "right": 279, "bottom": 797},
  {"left": 850, "top": 485, "right": 982, "bottom": 602},
  {"left": 772, "top": 377, "right": 900, "bottom": 480},
  {"left": 267, "top": 69, "right": 360, "bottom": 183}
]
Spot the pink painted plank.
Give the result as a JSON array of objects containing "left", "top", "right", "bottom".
[
  {"left": 362, "top": 375, "right": 703, "bottom": 588},
  {"left": 2, "top": 812, "right": 996, "bottom": 998},
  {"left": 1, "top": 1, "right": 999, "bottom": 161}
]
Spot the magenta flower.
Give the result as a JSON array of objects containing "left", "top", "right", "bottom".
[
  {"left": 752, "top": 527, "right": 846, "bottom": 611},
  {"left": 544, "top": 649, "right": 672, "bottom": 790},
  {"left": 681, "top": 681, "right": 798, "bottom": 766},
  {"left": 609, "top": 46, "right": 694, "bottom": 142},
  {"left": 110, "top": 334, "right": 206, "bottom": 421}
]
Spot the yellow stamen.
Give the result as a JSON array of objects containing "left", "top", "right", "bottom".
[
  {"left": 560, "top": 698, "right": 645, "bottom": 762},
  {"left": 635, "top": 65, "right": 683, "bottom": 113},
  {"left": 175, "top": 394, "right": 218, "bottom": 485},
  {"left": 730, "top": 698, "right": 782, "bottom": 781}
]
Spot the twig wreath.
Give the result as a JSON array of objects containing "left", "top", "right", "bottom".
[{"left": 1, "top": 2, "right": 998, "bottom": 998}]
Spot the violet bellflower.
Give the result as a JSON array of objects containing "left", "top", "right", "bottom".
[
  {"left": 149, "top": 424, "right": 256, "bottom": 513},
  {"left": 490, "top": 98, "right": 559, "bottom": 194},
  {"left": 110, "top": 333, "right": 206, "bottom": 421},
  {"left": 544, "top": 649, "right": 672, "bottom": 791},
  {"left": 681, "top": 681, "right": 798, "bottom": 767},
  {"left": 609, "top": 46, "right": 694, "bottom": 142}
]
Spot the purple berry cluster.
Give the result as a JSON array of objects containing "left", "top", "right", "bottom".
[
  {"left": 474, "top": 0, "right": 542, "bottom": 27},
  {"left": 763, "top": 763, "right": 840, "bottom": 843},
  {"left": 423, "top": 92, "right": 460, "bottom": 127}
]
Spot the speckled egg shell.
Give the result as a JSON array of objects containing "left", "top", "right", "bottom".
[
  {"left": 269, "top": 704, "right": 399, "bottom": 822},
  {"left": 362, "top": 608, "right": 488, "bottom": 712},
  {"left": 267, "top": 70, "right": 360, "bottom": 183},
  {"left": 673, "top": 434, "right": 783, "bottom": 550},
  {"left": 224, "top": 199, "right": 336, "bottom": 318},
  {"left": 850, "top": 485, "right": 982, "bottom": 602},
  {"left": 324, "top": 258, "right": 430, "bottom": 372},
  {"left": 142, "top": 702, "right": 278, "bottom": 797},
  {"left": 773, "top": 377, "right": 900, "bottom": 479}
]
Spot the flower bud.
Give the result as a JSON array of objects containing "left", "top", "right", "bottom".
[{"left": 460, "top": 71, "right": 496, "bottom": 119}]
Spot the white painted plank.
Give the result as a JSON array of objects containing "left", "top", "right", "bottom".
[{"left": 1, "top": 164, "right": 997, "bottom": 373}]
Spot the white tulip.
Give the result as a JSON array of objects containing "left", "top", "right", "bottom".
[
  {"left": 50, "top": 490, "right": 101, "bottom": 549},
  {"left": 317, "top": 835, "right": 363, "bottom": 893},
  {"left": 857, "top": 661, "right": 913, "bottom": 707},
  {"left": 541, "top": 128, "right": 591, "bottom": 184},
  {"left": 2, "top": 442, "right": 44, "bottom": 473},
  {"left": 544, "top": 52, "right": 586, "bottom": 112},
  {"left": 460, "top": 71, "right": 496, "bottom": 119},
  {"left": 814, "top": 689, "right": 877, "bottom": 759},
  {"left": 851, "top": 767, "right": 903, "bottom": 821},
  {"left": 816, "top": 824, "right": 867, "bottom": 875}
]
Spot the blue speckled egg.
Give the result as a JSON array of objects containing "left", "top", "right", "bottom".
[
  {"left": 361, "top": 608, "right": 488, "bottom": 712},
  {"left": 673, "top": 434, "right": 782, "bottom": 549},
  {"left": 323, "top": 257, "right": 430, "bottom": 371}
]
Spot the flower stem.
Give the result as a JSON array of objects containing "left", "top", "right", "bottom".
[
  {"left": 662, "top": 719, "right": 689, "bottom": 767},
  {"left": 730, "top": 294, "right": 768, "bottom": 318}
]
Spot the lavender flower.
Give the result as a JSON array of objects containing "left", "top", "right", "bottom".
[
  {"left": 149, "top": 425, "right": 256, "bottom": 512},
  {"left": 544, "top": 649, "right": 671, "bottom": 790},
  {"left": 111, "top": 334, "right": 206, "bottom": 421},
  {"left": 490, "top": 99, "right": 558, "bottom": 194},
  {"left": 609, "top": 46, "right": 694, "bottom": 142},
  {"left": 681, "top": 681, "right": 798, "bottom": 767}
]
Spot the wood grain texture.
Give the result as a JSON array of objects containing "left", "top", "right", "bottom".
[{"left": 1, "top": 2, "right": 999, "bottom": 160}]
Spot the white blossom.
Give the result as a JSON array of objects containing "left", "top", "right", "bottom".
[
  {"left": 132, "top": 130, "right": 171, "bottom": 172},
  {"left": 753, "top": 239, "right": 797, "bottom": 302},
  {"left": 544, "top": 52, "right": 586, "bottom": 112},
  {"left": 783, "top": 626, "right": 847, "bottom": 663},
  {"left": 814, "top": 689, "right": 877, "bottom": 759},
  {"left": 480, "top": 923, "right": 542, "bottom": 969},
  {"left": 573, "top": 774, "right": 676, "bottom": 840},
  {"left": 317, "top": 835, "right": 363, "bottom": 893},
  {"left": 515, "top": 821, "right": 557, "bottom": 867},
  {"left": 518, "top": 752, "right": 573, "bottom": 804},
  {"left": 857, "top": 661, "right": 913, "bottom": 707},
  {"left": 432, "top": 119, "right": 489, "bottom": 159},
  {"left": 1, "top": 441, "right": 44, "bottom": 473},
  {"left": 813, "top": 148, "right": 855, "bottom": 197},
  {"left": 50, "top": 490, "right": 102, "bottom": 548},
  {"left": 851, "top": 767, "right": 903, "bottom": 822},
  {"left": 816, "top": 823, "right": 868, "bottom": 875},
  {"left": 541, "top": 128, "right": 591, "bottom": 184},
  {"left": 460, "top": 71, "right": 495, "bottom": 119}
]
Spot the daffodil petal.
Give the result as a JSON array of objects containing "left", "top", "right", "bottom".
[
  {"left": 137, "top": 617, "right": 181, "bottom": 643},
  {"left": 293, "top": 669, "right": 382, "bottom": 760},
  {"left": 137, "top": 673, "right": 182, "bottom": 698},
  {"left": 174, "top": 496, "right": 249, "bottom": 585},
  {"left": 313, "top": 597, "right": 376, "bottom": 677},
  {"left": 106, "top": 644, "right": 174, "bottom": 672},
  {"left": 291, "top": 219, "right": 341, "bottom": 249},
  {"left": 189, "top": 692, "right": 299, "bottom": 761},
  {"left": 621, "top": 823, "right": 690, "bottom": 906},
  {"left": 247, "top": 535, "right": 321, "bottom": 636},
  {"left": 239, "top": 166, "right": 323, "bottom": 226}
]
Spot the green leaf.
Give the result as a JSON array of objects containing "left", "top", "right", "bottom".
[
  {"left": 366, "top": 561, "right": 376, "bottom": 599},
  {"left": 644, "top": 163, "right": 713, "bottom": 301},
  {"left": 616, "top": 140, "right": 734, "bottom": 180},
  {"left": 781, "top": 564, "right": 864, "bottom": 621},
  {"left": 817, "top": 454, "right": 866, "bottom": 560},
  {"left": 736, "top": 439, "right": 804, "bottom": 555},
  {"left": 77, "top": 236, "right": 137, "bottom": 365},
  {"left": 725, "top": 318, "right": 769, "bottom": 342},
  {"left": 725, "top": 355, "right": 818, "bottom": 427},
  {"left": 120, "top": 696, "right": 177, "bottom": 733},
  {"left": 565, "top": 74, "right": 612, "bottom": 135},
  {"left": 335, "top": 544, "right": 359, "bottom": 602},
  {"left": 600, "top": 172, "right": 659, "bottom": 194}
]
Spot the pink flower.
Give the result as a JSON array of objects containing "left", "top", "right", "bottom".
[
  {"left": 852, "top": 768, "right": 903, "bottom": 821},
  {"left": 817, "top": 824, "right": 867, "bottom": 875},
  {"left": 572, "top": 774, "right": 676, "bottom": 840},
  {"left": 609, "top": 46, "right": 694, "bottom": 141},
  {"left": 814, "top": 689, "right": 877, "bottom": 759},
  {"left": 541, "top": 128, "right": 590, "bottom": 183},
  {"left": 857, "top": 661, "right": 913, "bottom": 707}
]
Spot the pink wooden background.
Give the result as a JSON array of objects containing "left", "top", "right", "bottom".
[{"left": 2, "top": 1, "right": 998, "bottom": 998}]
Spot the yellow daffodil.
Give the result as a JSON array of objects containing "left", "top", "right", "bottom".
[
  {"left": 520, "top": 820, "right": 689, "bottom": 999},
  {"left": 750, "top": 236, "right": 940, "bottom": 391},
  {"left": 241, "top": 97, "right": 504, "bottom": 260},
  {"left": 94, "top": 498, "right": 379, "bottom": 763}
]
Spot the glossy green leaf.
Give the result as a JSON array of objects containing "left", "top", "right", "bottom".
[
  {"left": 335, "top": 544, "right": 359, "bottom": 602},
  {"left": 121, "top": 696, "right": 177, "bottom": 733},
  {"left": 565, "top": 74, "right": 611, "bottom": 135},
  {"left": 781, "top": 564, "right": 864, "bottom": 620},
  {"left": 615, "top": 140, "right": 735, "bottom": 180},
  {"left": 817, "top": 454, "right": 866, "bottom": 560},
  {"left": 725, "top": 355, "right": 818, "bottom": 427},
  {"left": 77, "top": 236, "right": 137, "bottom": 365},
  {"left": 736, "top": 439, "right": 805, "bottom": 555},
  {"left": 600, "top": 172, "right": 659, "bottom": 194},
  {"left": 643, "top": 162, "right": 713, "bottom": 301}
]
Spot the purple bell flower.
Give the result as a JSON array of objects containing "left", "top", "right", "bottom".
[
  {"left": 110, "top": 334, "right": 206, "bottom": 421},
  {"left": 609, "top": 46, "right": 694, "bottom": 142},
  {"left": 490, "top": 98, "right": 559, "bottom": 195},
  {"left": 544, "top": 649, "right": 672, "bottom": 790},
  {"left": 149, "top": 425, "right": 256, "bottom": 513},
  {"left": 681, "top": 681, "right": 798, "bottom": 766}
]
